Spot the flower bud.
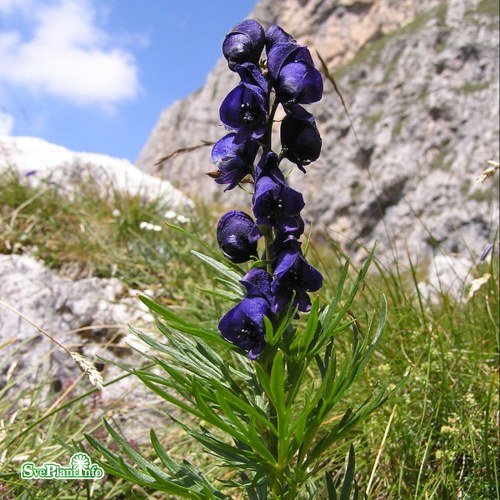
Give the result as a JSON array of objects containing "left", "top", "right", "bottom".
[
  {"left": 223, "top": 19, "right": 265, "bottom": 71},
  {"left": 280, "top": 106, "right": 322, "bottom": 171},
  {"left": 217, "top": 210, "right": 260, "bottom": 263}
]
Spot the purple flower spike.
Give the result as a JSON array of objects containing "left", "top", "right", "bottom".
[
  {"left": 271, "top": 239, "right": 323, "bottom": 313},
  {"left": 218, "top": 296, "right": 270, "bottom": 359},
  {"left": 253, "top": 174, "right": 305, "bottom": 235},
  {"left": 217, "top": 210, "right": 260, "bottom": 263},
  {"left": 281, "top": 106, "right": 322, "bottom": 171},
  {"left": 211, "top": 132, "right": 259, "bottom": 190},
  {"left": 223, "top": 19, "right": 265, "bottom": 71},
  {"left": 220, "top": 83, "right": 268, "bottom": 140}
]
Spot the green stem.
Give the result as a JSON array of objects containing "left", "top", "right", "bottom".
[
  {"left": 257, "top": 86, "right": 287, "bottom": 497},
  {"left": 263, "top": 96, "right": 280, "bottom": 151}
]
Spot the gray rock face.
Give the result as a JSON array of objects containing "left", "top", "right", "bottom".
[
  {"left": 137, "top": 0, "right": 499, "bottom": 264},
  {"left": 0, "top": 254, "right": 152, "bottom": 405}
]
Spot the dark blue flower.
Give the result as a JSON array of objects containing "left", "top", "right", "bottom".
[
  {"left": 275, "top": 60, "right": 323, "bottom": 108},
  {"left": 254, "top": 149, "right": 279, "bottom": 180},
  {"left": 220, "top": 83, "right": 268, "bottom": 140},
  {"left": 280, "top": 105, "right": 322, "bottom": 171},
  {"left": 234, "top": 62, "right": 268, "bottom": 93},
  {"left": 211, "top": 132, "right": 259, "bottom": 190},
  {"left": 240, "top": 267, "right": 274, "bottom": 305},
  {"left": 223, "top": 19, "right": 265, "bottom": 71},
  {"left": 265, "top": 26, "right": 323, "bottom": 108},
  {"left": 218, "top": 296, "right": 270, "bottom": 359},
  {"left": 271, "top": 238, "right": 323, "bottom": 312},
  {"left": 253, "top": 164, "right": 305, "bottom": 236},
  {"left": 217, "top": 210, "right": 260, "bottom": 263},
  {"left": 266, "top": 27, "right": 313, "bottom": 81}
]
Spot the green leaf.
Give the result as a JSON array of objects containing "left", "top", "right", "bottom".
[
  {"left": 325, "top": 471, "right": 337, "bottom": 500},
  {"left": 150, "top": 430, "right": 225, "bottom": 498},
  {"left": 264, "top": 315, "right": 276, "bottom": 346},
  {"left": 85, "top": 424, "right": 200, "bottom": 498},
  {"left": 340, "top": 445, "right": 356, "bottom": 500},
  {"left": 134, "top": 371, "right": 202, "bottom": 418},
  {"left": 290, "top": 296, "right": 319, "bottom": 353},
  {"left": 319, "top": 258, "right": 350, "bottom": 328},
  {"left": 171, "top": 417, "right": 259, "bottom": 467},
  {"left": 215, "top": 390, "right": 249, "bottom": 434},
  {"left": 270, "top": 351, "right": 286, "bottom": 417},
  {"left": 249, "top": 259, "right": 269, "bottom": 270},
  {"left": 319, "top": 247, "right": 376, "bottom": 343},
  {"left": 196, "top": 286, "right": 243, "bottom": 302},
  {"left": 253, "top": 361, "right": 273, "bottom": 400},
  {"left": 357, "top": 295, "right": 387, "bottom": 374},
  {"left": 212, "top": 382, "right": 277, "bottom": 436},
  {"left": 150, "top": 429, "right": 182, "bottom": 475},
  {"left": 192, "top": 250, "right": 244, "bottom": 283}
]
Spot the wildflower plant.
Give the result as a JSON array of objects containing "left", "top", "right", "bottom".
[{"left": 86, "top": 19, "right": 388, "bottom": 498}]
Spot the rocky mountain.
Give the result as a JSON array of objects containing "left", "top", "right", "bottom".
[
  {"left": 137, "top": 0, "right": 499, "bottom": 264},
  {"left": 0, "top": 136, "right": 194, "bottom": 218}
]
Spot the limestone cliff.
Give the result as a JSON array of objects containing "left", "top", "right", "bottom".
[{"left": 137, "top": 0, "right": 499, "bottom": 263}]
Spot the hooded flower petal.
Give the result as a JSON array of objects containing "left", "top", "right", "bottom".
[
  {"left": 280, "top": 105, "right": 322, "bottom": 171},
  {"left": 265, "top": 25, "right": 323, "bottom": 105},
  {"left": 276, "top": 61, "right": 323, "bottom": 106},
  {"left": 254, "top": 150, "right": 279, "bottom": 181},
  {"left": 220, "top": 83, "right": 268, "bottom": 140},
  {"left": 223, "top": 19, "right": 265, "bottom": 71},
  {"left": 271, "top": 238, "right": 323, "bottom": 312},
  {"left": 234, "top": 62, "right": 268, "bottom": 92},
  {"left": 265, "top": 24, "right": 296, "bottom": 50},
  {"left": 253, "top": 175, "right": 305, "bottom": 235},
  {"left": 240, "top": 267, "right": 274, "bottom": 304},
  {"left": 211, "top": 133, "right": 259, "bottom": 190},
  {"left": 217, "top": 210, "right": 260, "bottom": 263},
  {"left": 218, "top": 296, "right": 269, "bottom": 359}
]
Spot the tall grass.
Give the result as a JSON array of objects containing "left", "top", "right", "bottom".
[{"left": 0, "top": 170, "right": 497, "bottom": 498}]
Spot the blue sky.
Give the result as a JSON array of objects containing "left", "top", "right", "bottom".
[{"left": 0, "top": 0, "right": 256, "bottom": 162}]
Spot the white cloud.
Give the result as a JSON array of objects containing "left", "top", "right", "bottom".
[
  {"left": 0, "top": 0, "right": 19, "bottom": 13},
  {"left": 0, "top": 109, "right": 14, "bottom": 134},
  {"left": 0, "top": 0, "right": 140, "bottom": 106}
]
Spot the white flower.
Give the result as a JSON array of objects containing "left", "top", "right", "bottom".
[
  {"left": 139, "top": 221, "right": 162, "bottom": 232},
  {"left": 467, "top": 273, "right": 491, "bottom": 300},
  {"left": 164, "top": 210, "right": 177, "bottom": 219},
  {"left": 176, "top": 215, "right": 190, "bottom": 224}
]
